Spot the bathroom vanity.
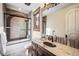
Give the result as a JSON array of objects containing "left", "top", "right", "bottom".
[{"left": 32, "top": 38, "right": 79, "bottom": 56}]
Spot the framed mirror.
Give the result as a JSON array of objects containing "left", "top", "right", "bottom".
[{"left": 33, "top": 7, "right": 40, "bottom": 31}]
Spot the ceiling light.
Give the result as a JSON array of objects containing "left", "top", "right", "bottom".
[
  {"left": 18, "top": 8, "right": 22, "bottom": 11},
  {"left": 25, "top": 3, "right": 31, "bottom": 6}
]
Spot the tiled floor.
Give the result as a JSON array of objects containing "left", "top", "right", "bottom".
[{"left": 6, "top": 40, "right": 31, "bottom": 56}]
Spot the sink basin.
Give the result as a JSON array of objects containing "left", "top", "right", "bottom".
[{"left": 43, "top": 42, "right": 56, "bottom": 47}]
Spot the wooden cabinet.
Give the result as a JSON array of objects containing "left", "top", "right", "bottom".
[{"left": 32, "top": 41, "right": 56, "bottom": 56}]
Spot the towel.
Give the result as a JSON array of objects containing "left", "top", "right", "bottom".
[{"left": 0, "top": 32, "right": 7, "bottom": 55}]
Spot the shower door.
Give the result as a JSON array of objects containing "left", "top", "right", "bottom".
[{"left": 5, "top": 17, "right": 29, "bottom": 41}]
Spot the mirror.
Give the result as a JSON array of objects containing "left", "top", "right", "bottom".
[{"left": 42, "top": 3, "right": 79, "bottom": 49}]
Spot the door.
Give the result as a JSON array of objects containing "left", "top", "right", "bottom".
[
  {"left": 66, "top": 8, "right": 79, "bottom": 34},
  {"left": 76, "top": 8, "right": 79, "bottom": 32},
  {"left": 10, "top": 17, "right": 28, "bottom": 41},
  {"left": 66, "top": 9, "right": 76, "bottom": 34}
]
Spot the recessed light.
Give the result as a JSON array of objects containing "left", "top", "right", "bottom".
[{"left": 18, "top": 8, "right": 22, "bottom": 11}]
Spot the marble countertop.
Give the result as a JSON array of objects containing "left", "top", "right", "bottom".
[{"left": 32, "top": 38, "right": 79, "bottom": 56}]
